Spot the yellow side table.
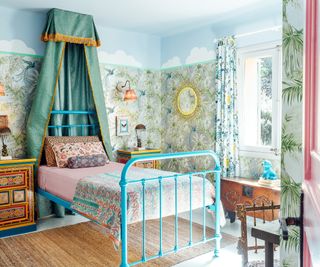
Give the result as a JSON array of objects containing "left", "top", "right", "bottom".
[{"left": 117, "top": 148, "right": 161, "bottom": 169}]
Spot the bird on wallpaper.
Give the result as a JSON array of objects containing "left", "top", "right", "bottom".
[
  {"left": 105, "top": 67, "right": 115, "bottom": 76},
  {"left": 106, "top": 106, "right": 115, "bottom": 114},
  {"left": 138, "top": 89, "right": 146, "bottom": 97},
  {"left": 102, "top": 68, "right": 115, "bottom": 89},
  {"left": 137, "top": 89, "right": 146, "bottom": 110},
  {"left": 165, "top": 73, "right": 172, "bottom": 80},
  {"left": 14, "top": 60, "right": 39, "bottom": 87}
]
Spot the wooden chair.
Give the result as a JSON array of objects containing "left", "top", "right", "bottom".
[{"left": 236, "top": 202, "right": 280, "bottom": 265}]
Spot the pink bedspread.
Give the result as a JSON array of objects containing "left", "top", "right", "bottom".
[
  {"left": 70, "top": 166, "right": 216, "bottom": 247},
  {"left": 38, "top": 163, "right": 226, "bottom": 247},
  {"left": 38, "top": 162, "right": 126, "bottom": 202}
]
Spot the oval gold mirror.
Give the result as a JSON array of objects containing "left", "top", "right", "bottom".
[{"left": 175, "top": 84, "right": 200, "bottom": 119}]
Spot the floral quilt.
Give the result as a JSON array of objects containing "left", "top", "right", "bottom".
[{"left": 71, "top": 167, "right": 220, "bottom": 248}]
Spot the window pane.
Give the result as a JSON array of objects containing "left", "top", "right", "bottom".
[
  {"left": 260, "top": 57, "right": 272, "bottom": 146},
  {"left": 242, "top": 57, "right": 259, "bottom": 146},
  {"left": 241, "top": 55, "right": 273, "bottom": 147}
]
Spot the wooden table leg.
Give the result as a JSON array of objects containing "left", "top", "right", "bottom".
[
  {"left": 265, "top": 241, "right": 274, "bottom": 267},
  {"left": 227, "top": 211, "right": 236, "bottom": 223}
]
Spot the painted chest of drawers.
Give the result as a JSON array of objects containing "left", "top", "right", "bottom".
[
  {"left": 0, "top": 159, "right": 37, "bottom": 237},
  {"left": 117, "top": 148, "right": 161, "bottom": 169}
]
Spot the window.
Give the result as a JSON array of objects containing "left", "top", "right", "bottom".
[{"left": 238, "top": 43, "right": 281, "bottom": 158}]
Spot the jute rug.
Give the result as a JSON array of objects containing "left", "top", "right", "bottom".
[{"left": 0, "top": 216, "right": 237, "bottom": 267}]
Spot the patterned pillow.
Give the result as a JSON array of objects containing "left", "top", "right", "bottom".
[
  {"left": 52, "top": 141, "right": 107, "bottom": 168},
  {"left": 67, "top": 154, "right": 108, "bottom": 169},
  {"left": 45, "top": 136, "right": 100, "bottom": 167}
]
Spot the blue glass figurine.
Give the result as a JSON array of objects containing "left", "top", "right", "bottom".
[{"left": 262, "top": 160, "right": 278, "bottom": 180}]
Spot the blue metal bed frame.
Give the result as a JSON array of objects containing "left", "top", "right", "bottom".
[{"left": 37, "top": 110, "right": 222, "bottom": 267}]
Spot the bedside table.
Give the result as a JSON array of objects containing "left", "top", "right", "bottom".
[
  {"left": 0, "top": 159, "right": 37, "bottom": 237},
  {"left": 117, "top": 148, "right": 161, "bottom": 169}
]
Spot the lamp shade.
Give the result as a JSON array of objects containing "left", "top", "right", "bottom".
[
  {"left": 124, "top": 88, "right": 138, "bottom": 101},
  {"left": 135, "top": 124, "right": 146, "bottom": 132},
  {"left": 0, "top": 84, "right": 4, "bottom": 96},
  {"left": 0, "top": 127, "right": 11, "bottom": 136},
  {"left": 0, "top": 115, "right": 9, "bottom": 129}
]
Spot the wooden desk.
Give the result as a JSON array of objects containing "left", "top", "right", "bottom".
[
  {"left": 221, "top": 177, "right": 280, "bottom": 222},
  {"left": 251, "top": 223, "right": 280, "bottom": 267}
]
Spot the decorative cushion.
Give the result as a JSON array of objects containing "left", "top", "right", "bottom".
[
  {"left": 67, "top": 154, "right": 108, "bottom": 169},
  {"left": 52, "top": 141, "right": 107, "bottom": 168},
  {"left": 45, "top": 136, "right": 100, "bottom": 167}
]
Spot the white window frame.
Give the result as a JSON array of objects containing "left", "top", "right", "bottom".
[{"left": 238, "top": 42, "right": 282, "bottom": 160}]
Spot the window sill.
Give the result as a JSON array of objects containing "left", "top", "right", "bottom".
[{"left": 239, "top": 149, "right": 280, "bottom": 160}]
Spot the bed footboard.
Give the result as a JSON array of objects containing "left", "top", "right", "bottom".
[{"left": 120, "top": 150, "right": 221, "bottom": 267}]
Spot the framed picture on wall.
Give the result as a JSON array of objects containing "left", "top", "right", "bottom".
[{"left": 116, "top": 116, "right": 129, "bottom": 136}]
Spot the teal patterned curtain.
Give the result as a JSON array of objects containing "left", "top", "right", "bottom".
[{"left": 215, "top": 36, "right": 240, "bottom": 177}]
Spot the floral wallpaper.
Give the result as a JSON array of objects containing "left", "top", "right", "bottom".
[
  {"left": 240, "top": 156, "right": 281, "bottom": 180},
  {"left": 160, "top": 62, "right": 279, "bottom": 178},
  {"left": 0, "top": 52, "right": 280, "bottom": 181},
  {"left": 99, "top": 64, "right": 162, "bottom": 158},
  {"left": 281, "top": 0, "right": 304, "bottom": 266},
  {"left": 0, "top": 54, "right": 41, "bottom": 158},
  {"left": 160, "top": 62, "right": 216, "bottom": 172}
]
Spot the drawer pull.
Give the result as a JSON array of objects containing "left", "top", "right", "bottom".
[{"left": 242, "top": 185, "right": 253, "bottom": 198}]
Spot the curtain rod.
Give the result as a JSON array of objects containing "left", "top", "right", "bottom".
[{"left": 213, "top": 25, "right": 281, "bottom": 43}]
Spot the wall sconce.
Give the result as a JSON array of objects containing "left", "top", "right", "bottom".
[
  {"left": 116, "top": 80, "right": 137, "bottom": 102},
  {"left": 0, "top": 83, "right": 5, "bottom": 96},
  {"left": 0, "top": 83, "right": 12, "bottom": 104},
  {"left": 135, "top": 124, "right": 146, "bottom": 149}
]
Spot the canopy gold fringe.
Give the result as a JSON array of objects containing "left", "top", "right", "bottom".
[{"left": 41, "top": 33, "right": 101, "bottom": 47}]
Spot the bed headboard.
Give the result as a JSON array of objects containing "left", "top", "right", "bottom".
[{"left": 48, "top": 110, "right": 99, "bottom": 136}]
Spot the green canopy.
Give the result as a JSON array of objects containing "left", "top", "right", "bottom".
[
  {"left": 26, "top": 8, "right": 114, "bottom": 168},
  {"left": 42, "top": 8, "right": 101, "bottom": 47},
  {"left": 27, "top": 8, "right": 114, "bottom": 217}
]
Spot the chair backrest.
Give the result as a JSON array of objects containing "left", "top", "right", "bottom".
[{"left": 236, "top": 202, "right": 280, "bottom": 265}]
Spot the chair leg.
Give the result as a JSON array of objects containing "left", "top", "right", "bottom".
[
  {"left": 265, "top": 241, "right": 274, "bottom": 267},
  {"left": 236, "top": 204, "right": 248, "bottom": 265}
]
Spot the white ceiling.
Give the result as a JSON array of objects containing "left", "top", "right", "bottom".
[{"left": 0, "top": 0, "right": 280, "bottom": 36}]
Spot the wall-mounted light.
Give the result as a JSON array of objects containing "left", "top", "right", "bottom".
[
  {"left": 0, "top": 83, "right": 12, "bottom": 104},
  {"left": 0, "top": 83, "right": 5, "bottom": 97},
  {"left": 116, "top": 80, "right": 137, "bottom": 102}
]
